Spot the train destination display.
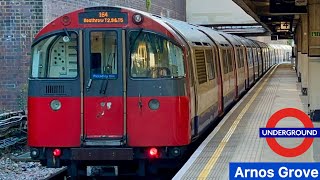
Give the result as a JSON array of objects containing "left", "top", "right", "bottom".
[{"left": 79, "top": 11, "right": 128, "bottom": 24}]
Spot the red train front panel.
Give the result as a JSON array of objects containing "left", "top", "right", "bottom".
[
  {"left": 28, "top": 31, "right": 82, "bottom": 147},
  {"left": 28, "top": 7, "right": 191, "bottom": 158}
]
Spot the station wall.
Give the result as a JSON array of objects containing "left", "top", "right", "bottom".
[{"left": 0, "top": 0, "right": 186, "bottom": 111}]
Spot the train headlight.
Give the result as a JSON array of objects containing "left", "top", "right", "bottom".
[
  {"left": 133, "top": 13, "right": 143, "bottom": 24},
  {"left": 30, "top": 149, "right": 39, "bottom": 158},
  {"left": 148, "top": 99, "right": 160, "bottom": 110},
  {"left": 171, "top": 147, "right": 181, "bottom": 157},
  {"left": 50, "top": 100, "right": 62, "bottom": 111},
  {"left": 61, "top": 15, "right": 71, "bottom": 26},
  {"left": 63, "top": 36, "right": 70, "bottom": 42}
]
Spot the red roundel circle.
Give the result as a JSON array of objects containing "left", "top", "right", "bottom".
[{"left": 266, "top": 108, "right": 314, "bottom": 157}]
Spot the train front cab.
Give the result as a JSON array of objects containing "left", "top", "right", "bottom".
[{"left": 28, "top": 7, "right": 193, "bottom": 173}]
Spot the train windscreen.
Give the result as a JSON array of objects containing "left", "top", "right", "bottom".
[
  {"left": 31, "top": 32, "right": 78, "bottom": 78},
  {"left": 129, "top": 31, "right": 185, "bottom": 79}
]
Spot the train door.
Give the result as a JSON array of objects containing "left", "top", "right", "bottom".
[
  {"left": 252, "top": 48, "right": 259, "bottom": 81},
  {"left": 83, "top": 30, "right": 125, "bottom": 145},
  {"left": 220, "top": 47, "right": 235, "bottom": 107},
  {"left": 247, "top": 48, "right": 254, "bottom": 85}
]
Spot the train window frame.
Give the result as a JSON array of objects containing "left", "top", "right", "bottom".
[
  {"left": 221, "top": 49, "right": 229, "bottom": 74},
  {"left": 128, "top": 30, "right": 186, "bottom": 80},
  {"left": 237, "top": 48, "right": 244, "bottom": 68},
  {"left": 236, "top": 49, "right": 240, "bottom": 68},
  {"left": 253, "top": 48, "right": 258, "bottom": 64},
  {"left": 227, "top": 49, "right": 233, "bottom": 73},
  {"left": 239, "top": 49, "right": 243, "bottom": 68},
  {"left": 247, "top": 48, "right": 253, "bottom": 65},
  {"left": 30, "top": 30, "right": 79, "bottom": 79},
  {"left": 205, "top": 49, "right": 215, "bottom": 80},
  {"left": 88, "top": 30, "right": 119, "bottom": 80},
  {"left": 194, "top": 48, "right": 208, "bottom": 84}
]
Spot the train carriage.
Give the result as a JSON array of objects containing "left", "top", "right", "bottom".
[
  {"left": 232, "top": 35, "right": 252, "bottom": 89},
  {"left": 250, "top": 40, "right": 264, "bottom": 78},
  {"left": 255, "top": 41, "right": 268, "bottom": 74},
  {"left": 219, "top": 32, "right": 247, "bottom": 97},
  {"left": 196, "top": 26, "right": 237, "bottom": 111},
  {"left": 27, "top": 6, "right": 289, "bottom": 177}
]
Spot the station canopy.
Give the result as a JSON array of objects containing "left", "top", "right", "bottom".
[{"left": 187, "top": 0, "right": 305, "bottom": 39}]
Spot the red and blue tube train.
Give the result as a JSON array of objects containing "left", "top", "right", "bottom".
[{"left": 27, "top": 6, "right": 291, "bottom": 176}]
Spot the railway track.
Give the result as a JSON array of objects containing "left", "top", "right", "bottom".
[
  {"left": 44, "top": 167, "right": 68, "bottom": 180},
  {"left": 0, "top": 110, "right": 27, "bottom": 150}
]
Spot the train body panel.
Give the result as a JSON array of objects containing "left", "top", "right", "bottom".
[
  {"left": 220, "top": 32, "right": 247, "bottom": 97},
  {"left": 237, "top": 37, "right": 255, "bottom": 87},
  {"left": 28, "top": 97, "right": 81, "bottom": 147},
  {"left": 127, "top": 96, "right": 190, "bottom": 146},
  {"left": 250, "top": 44, "right": 260, "bottom": 80},
  {"left": 160, "top": 20, "right": 223, "bottom": 135},
  {"left": 84, "top": 97, "right": 124, "bottom": 138}
]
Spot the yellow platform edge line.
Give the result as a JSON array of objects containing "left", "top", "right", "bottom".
[{"left": 197, "top": 65, "right": 278, "bottom": 179}]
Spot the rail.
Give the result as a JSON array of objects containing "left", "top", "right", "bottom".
[{"left": 44, "top": 167, "right": 68, "bottom": 180}]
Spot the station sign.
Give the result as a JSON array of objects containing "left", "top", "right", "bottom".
[
  {"left": 311, "top": 31, "right": 320, "bottom": 37},
  {"left": 79, "top": 11, "right": 128, "bottom": 24},
  {"left": 280, "top": 22, "right": 290, "bottom": 30}
]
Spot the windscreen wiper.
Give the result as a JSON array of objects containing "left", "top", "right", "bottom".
[
  {"left": 130, "top": 28, "right": 143, "bottom": 51},
  {"left": 100, "top": 79, "right": 108, "bottom": 95},
  {"left": 99, "top": 53, "right": 115, "bottom": 95},
  {"left": 86, "top": 79, "right": 93, "bottom": 91},
  {"left": 63, "top": 28, "right": 70, "bottom": 38}
]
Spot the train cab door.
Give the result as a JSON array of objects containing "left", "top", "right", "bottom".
[{"left": 82, "top": 29, "right": 126, "bottom": 146}]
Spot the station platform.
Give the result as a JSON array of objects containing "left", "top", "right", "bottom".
[{"left": 174, "top": 64, "right": 316, "bottom": 179}]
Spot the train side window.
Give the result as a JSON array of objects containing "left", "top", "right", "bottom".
[
  {"left": 222, "top": 49, "right": 228, "bottom": 74},
  {"left": 253, "top": 49, "right": 258, "bottom": 63},
  {"left": 236, "top": 49, "right": 240, "bottom": 68},
  {"left": 247, "top": 49, "right": 253, "bottom": 65},
  {"left": 205, "top": 50, "right": 215, "bottom": 80},
  {"left": 238, "top": 49, "right": 244, "bottom": 68},
  {"left": 257, "top": 49, "right": 261, "bottom": 63},
  {"left": 31, "top": 32, "right": 78, "bottom": 78},
  {"left": 239, "top": 49, "right": 243, "bottom": 68},
  {"left": 227, "top": 49, "right": 233, "bottom": 73},
  {"left": 90, "top": 31, "right": 117, "bottom": 79},
  {"left": 194, "top": 49, "right": 207, "bottom": 84}
]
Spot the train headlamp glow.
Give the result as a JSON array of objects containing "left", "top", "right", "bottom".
[
  {"left": 30, "top": 149, "right": 39, "bottom": 158},
  {"left": 63, "top": 36, "right": 70, "bottom": 42},
  {"left": 148, "top": 99, "right": 160, "bottom": 110},
  {"left": 133, "top": 13, "right": 143, "bottom": 24},
  {"left": 50, "top": 100, "right": 62, "bottom": 111}
]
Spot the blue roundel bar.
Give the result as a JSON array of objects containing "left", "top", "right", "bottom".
[
  {"left": 259, "top": 128, "right": 320, "bottom": 138},
  {"left": 230, "top": 162, "right": 320, "bottom": 179}
]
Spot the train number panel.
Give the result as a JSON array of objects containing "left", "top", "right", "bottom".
[{"left": 78, "top": 11, "right": 128, "bottom": 24}]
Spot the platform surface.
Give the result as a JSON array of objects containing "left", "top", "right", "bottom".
[{"left": 174, "top": 64, "right": 317, "bottom": 180}]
